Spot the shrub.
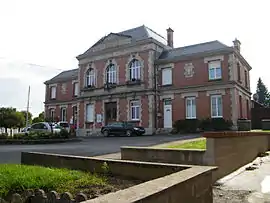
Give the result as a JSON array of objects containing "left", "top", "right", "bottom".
[
  {"left": 173, "top": 119, "right": 200, "bottom": 133},
  {"left": 0, "top": 133, "right": 8, "bottom": 139},
  {"left": 200, "top": 118, "right": 233, "bottom": 131},
  {"left": 58, "top": 129, "right": 70, "bottom": 138}
]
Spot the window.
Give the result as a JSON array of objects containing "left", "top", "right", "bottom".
[
  {"left": 50, "top": 86, "right": 56, "bottom": 99},
  {"left": 86, "top": 104, "right": 94, "bottom": 122},
  {"left": 106, "top": 64, "right": 117, "bottom": 84},
  {"left": 162, "top": 68, "right": 172, "bottom": 85},
  {"left": 244, "top": 70, "right": 248, "bottom": 87},
  {"left": 130, "top": 100, "right": 140, "bottom": 120},
  {"left": 129, "top": 59, "right": 141, "bottom": 80},
  {"left": 60, "top": 107, "right": 67, "bottom": 121},
  {"left": 211, "top": 95, "right": 223, "bottom": 118},
  {"left": 74, "top": 82, "right": 79, "bottom": 96},
  {"left": 186, "top": 97, "right": 196, "bottom": 119},
  {"left": 50, "top": 109, "right": 55, "bottom": 121},
  {"left": 208, "top": 61, "right": 222, "bottom": 80},
  {"left": 246, "top": 99, "right": 250, "bottom": 119},
  {"left": 237, "top": 63, "right": 241, "bottom": 81},
  {"left": 85, "top": 68, "right": 95, "bottom": 87}
]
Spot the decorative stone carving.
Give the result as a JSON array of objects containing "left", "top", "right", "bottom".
[
  {"left": 184, "top": 63, "right": 195, "bottom": 78},
  {"left": 61, "top": 83, "right": 67, "bottom": 94}
]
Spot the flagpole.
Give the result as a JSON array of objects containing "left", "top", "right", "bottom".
[{"left": 26, "top": 85, "right": 30, "bottom": 127}]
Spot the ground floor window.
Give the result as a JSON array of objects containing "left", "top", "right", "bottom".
[
  {"left": 130, "top": 100, "right": 140, "bottom": 120},
  {"left": 60, "top": 107, "right": 67, "bottom": 121},
  {"left": 186, "top": 97, "right": 196, "bottom": 119},
  {"left": 211, "top": 95, "right": 223, "bottom": 118},
  {"left": 86, "top": 104, "right": 94, "bottom": 122}
]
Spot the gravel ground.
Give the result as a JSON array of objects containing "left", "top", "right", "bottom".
[{"left": 213, "top": 187, "right": 251, "bottom": 203}]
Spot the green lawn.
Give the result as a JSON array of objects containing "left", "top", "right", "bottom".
[
  {"left": 251, "top": 129, "right": 270, "bottom": 132},
  {"left": 0, "top": 164, "right": 108, "bottom": 197},
  {"left": 165, "top": 139, "right": 206, "bottom": 150}
]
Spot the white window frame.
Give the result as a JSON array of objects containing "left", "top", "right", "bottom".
[
  {"left": 208, "top": 60, "right": 222, "bottom": 80},
  {"left": 60, "top": 107, "right": 67, "bottom": 121},
  {"left": 186, "top": 97, "right": 196, "bottom": 119},
  {"left": 85, "top": 68, "right": 95, "bottom": 87},
  {"left": 86, "top": 104, "right": 94, "bottom": 122},
  {"left": 130, "top": 100, "right": 140, "bottom": 121},
  {"left": 129, "top": 59, "right": 141, "bottom": 80},
  {"left": 50, "top": 86, "right": 56, "bottom": 99},
  {"left": 211, "top": 95, "right": 223, "bottom": 118},
  {"left": 106, "top": 64, "right": 117, "bottom": 83},
  {"left": 74, "top": 82, "right": 79, "bottom": 96},
  {"left": 162, "top": 67, "right": 172, "bottom": 85}
]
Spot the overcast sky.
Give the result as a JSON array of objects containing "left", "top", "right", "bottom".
[{"left": 0, "top": 0, "right": 269, "bottom": 117}]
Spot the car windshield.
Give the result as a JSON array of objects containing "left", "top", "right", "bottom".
[{"left": 59, "top": 123, "right": 69, "bottom": 127}]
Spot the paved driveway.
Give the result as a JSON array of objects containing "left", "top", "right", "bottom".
[{"left": 0, "top": 134, "right": 200, "bottom": 164}]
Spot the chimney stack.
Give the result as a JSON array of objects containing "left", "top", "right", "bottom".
[
  {"left": 233, "top": 38, "right": 241, "bottom": 52},
  {"left": 166, "top": 27, "right": 174, "bottom": 48}
]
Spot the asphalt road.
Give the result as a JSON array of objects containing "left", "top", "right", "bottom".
[{"left": 0, "top": 134, "right": 200, "bottom": 164}]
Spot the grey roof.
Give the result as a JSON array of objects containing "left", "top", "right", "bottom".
[
  {"left": 44, "top": 68, "right": 78, "bottom": 84},
  {"left": 158, "top": 40, "right": 233, "bottom": 61},
  {"left": 78, "top": 25, "right": 168, "bottom": 58}
]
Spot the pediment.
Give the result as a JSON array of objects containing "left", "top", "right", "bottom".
[{"left": 89, "top": 33, "right": 132, "bottom": 53}]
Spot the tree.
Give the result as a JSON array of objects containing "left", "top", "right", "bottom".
[
  {"left": 32, "top": 111, "right": 45, "bottom": 123},
  {"left": 256, "top": 78, "right": 270, "bottom": 107},
  {"left": 21, "top": 111, "right": 33, "bottom": 124},
  {"left": 0, "top": 108, "right": 25, "bottom": 133}
]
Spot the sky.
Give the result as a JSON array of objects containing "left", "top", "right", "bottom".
[{"left": 0, "top": 0, "right": 269, "bottom": 117}]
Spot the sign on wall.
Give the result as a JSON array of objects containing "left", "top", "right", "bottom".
[{"left": 96, "top": 114, "right": 103, "bottom": 123}]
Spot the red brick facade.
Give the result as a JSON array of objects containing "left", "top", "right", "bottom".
[{"left": 44, "top": 26, "right": 252, "bottom": 135}]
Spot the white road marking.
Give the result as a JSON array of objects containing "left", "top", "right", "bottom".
[{"left": 261, "top": 175, "right": 270, "bottom": 194}]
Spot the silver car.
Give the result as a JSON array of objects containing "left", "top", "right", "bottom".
[{"left": 29, "top": 122, "right": 61, "bottom": 134}]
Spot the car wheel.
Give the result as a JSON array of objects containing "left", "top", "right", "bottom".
[
  {"left": 103, "top": 130, "right": 109, "bottom": 137},
  {"left": 126, "top": 130, "right": 132, "bottom": 137}
]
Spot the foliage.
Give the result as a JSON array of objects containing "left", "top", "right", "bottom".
[
  {"left": 11, "top": 129, "right": 71, "bottom": 140},
  {"left": 32, "top": 112, "right": 45, "bottom": 123},
  {"left": 0, "top": 133, "right": 8, "bottom": 139},
  {"left": 173, "top": 119, "right": 200, "bottom": 133},
  {"left": 0, "top": 108, "right": 26, "bottom": 132},
  {"left": 0, "top": 164, "right": 107, "bottom": 197},
  {"left": 256, "top": 77, "right": 270, "bottom": 107},
  {"left": 165, "top": 139, "right": 206, "bottom": 149},
  {"left": 101, "top": 162, "right": 110, "bottom": 175},
  {"left": 20, "top": 111, "right": 33, "bottom": 124}
]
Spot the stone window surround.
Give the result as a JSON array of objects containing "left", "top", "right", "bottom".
[
  {"left": 158, "top": 63, "right": 175, "bottom": 70},
  {"left": 204, "top": 55, "right": 224, "bottom": 63},
  {"left": 125, "top": 53, "right": 144, "bottom": 81},
  {"left": 159, "top": 94, "right": 174, "bottom": 100},
  {"left": 206, "top": 89, "right": 226, "bottom": 96},
  {"left": 127, "top": 96, "right": 142, "bottom": 122},
  {"left": 181, "top": 92, "right": 199, "bottom": 98},
  {"left": 84, "top": 63, "right": 97, "bottom": 87},
  {"left": 103, "top": 59, "right": 119, "bottom": 84}
]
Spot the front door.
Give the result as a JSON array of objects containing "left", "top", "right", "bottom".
[
  {"left": 105, "top": 102, "right": 117, "bottom": 125},
  {"left": 163, "top": 99, "right": 172, "bottom": 128}
]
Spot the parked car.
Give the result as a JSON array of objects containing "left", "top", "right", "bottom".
[
  {"left": 57, "top": 121, "right": 70, "bottom": 133},
  {"left": 101, "top": 121, "right": 145, "bottom": 137},
  {"left": 27, "top": 122, "right": 62, "bottom": 134},
  {"left": 21, "top": 127, "right": 31, "bottom": 133}
]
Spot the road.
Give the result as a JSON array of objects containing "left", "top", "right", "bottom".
[{"left": 0, "top": 134, "right": 200, "bottom": 164}]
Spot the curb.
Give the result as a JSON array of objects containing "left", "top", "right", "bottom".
[{"left": 0, "top": 138, "right": 82, "bottom": 145}]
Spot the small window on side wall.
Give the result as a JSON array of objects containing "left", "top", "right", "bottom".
[
  {"left": 162, "top": 68, "right": 172, "bottom": 85},
  {"left": 50, "top": 86, "right": 56, "bottom": 99},
  {"left": 74, "top": 82, "right": 79, "bottom": 96},
  {"left": 208, "top": 61, "right": 222, "bottom": 80}
]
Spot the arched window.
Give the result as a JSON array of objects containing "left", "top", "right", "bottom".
[
  {"left": 85, "top": 68, "right": 95, "bottom": 87},
  {"left": 106, "top": 64, "right": 117, "bottom": 84},
  {"left": 129, "top": 59, "right": 141, "bottom": 80}
]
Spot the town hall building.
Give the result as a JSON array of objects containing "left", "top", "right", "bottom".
[{"left": 44, "top": 25, "right": 252, "bottom": 135}]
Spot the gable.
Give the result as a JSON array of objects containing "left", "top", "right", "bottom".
[{"left": 87, "top": 33, "right": 132, "bottom": 53}]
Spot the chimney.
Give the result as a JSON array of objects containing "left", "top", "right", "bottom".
[
  {"left": 166, "top": 27, "right": 174, "bottom": 48},
  {"left": 233, "top": 38, "right": 241, "bottom": 52}
]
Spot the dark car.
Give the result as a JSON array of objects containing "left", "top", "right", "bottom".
[{"left": 101, "top": 121, "right": 145, "bottom": 137}]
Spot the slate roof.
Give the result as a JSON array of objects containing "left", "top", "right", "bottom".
[
  {"left": 158, "top": 40, "right": 233, "bottom": 61},
  {"left": 78, "top": 25, "right": 169, "bottom": 58},
  {"left": 44, "top": 68, "right": 78, "bottom": 84}
]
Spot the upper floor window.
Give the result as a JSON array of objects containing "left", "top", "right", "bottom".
[
  {"left": 106, "top": 64, "right": 117, "bottom": 84},
  {"left": 85, "top": 68, "right": 95, "bottom": 87},
  {"left": 162, "top": 68, "right": 172, "bottom": 85},
  {"left": 50, "top": 86, "right": 56, "bottom": 99},
  {"left": 129, "top": 59, "right": 141, "bottom": 80},
  {"left": 237, "top": 63, "right": 241, "bottom": 82},
  {"left": 73, "top": 82, "right": 79, "bottom": 96},
  {"left": 244, "top": 70, "right": 248, "bottom": 87},
  {"left": 208, "top": 61, "right": 222, "bottom": 80},
  {"left": 211, "top": 95, "right": 223, "bottom": 118}
]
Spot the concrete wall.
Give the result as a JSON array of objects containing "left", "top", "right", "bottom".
[
  {"left": 121, "top": 146, "right": 206, "bottom": 165},
  {"left": 121, "top": 132, "right": 270, "bottom": 182},
  {"left": 21, "top": 152, "right": 216, "bottom": 203}
]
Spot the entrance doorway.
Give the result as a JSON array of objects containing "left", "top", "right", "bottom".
[
  {"left": 163, "top": 99, "right": 172, "bottom": 128},
  {"left": 105, "top": 102, "right": 117, "bottom": 124}
]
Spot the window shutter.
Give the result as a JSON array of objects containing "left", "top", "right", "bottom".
[{"left": 162, "top": 68, "right": 172, "bottom": 85}]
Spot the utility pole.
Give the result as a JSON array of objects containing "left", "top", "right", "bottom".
[{"left": 26, "top": 85, "right": 30, "bottom": 127}]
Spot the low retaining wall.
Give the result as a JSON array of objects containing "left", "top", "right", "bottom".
[
  {"left": 121, "top": 146, "right": 206, "bottom": 165},
  {"left": 21, "top": 152, "right": 216, "bottom": 203},
  {"left": 121, "top": 131, "right": 270, "bottom": 182}
]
